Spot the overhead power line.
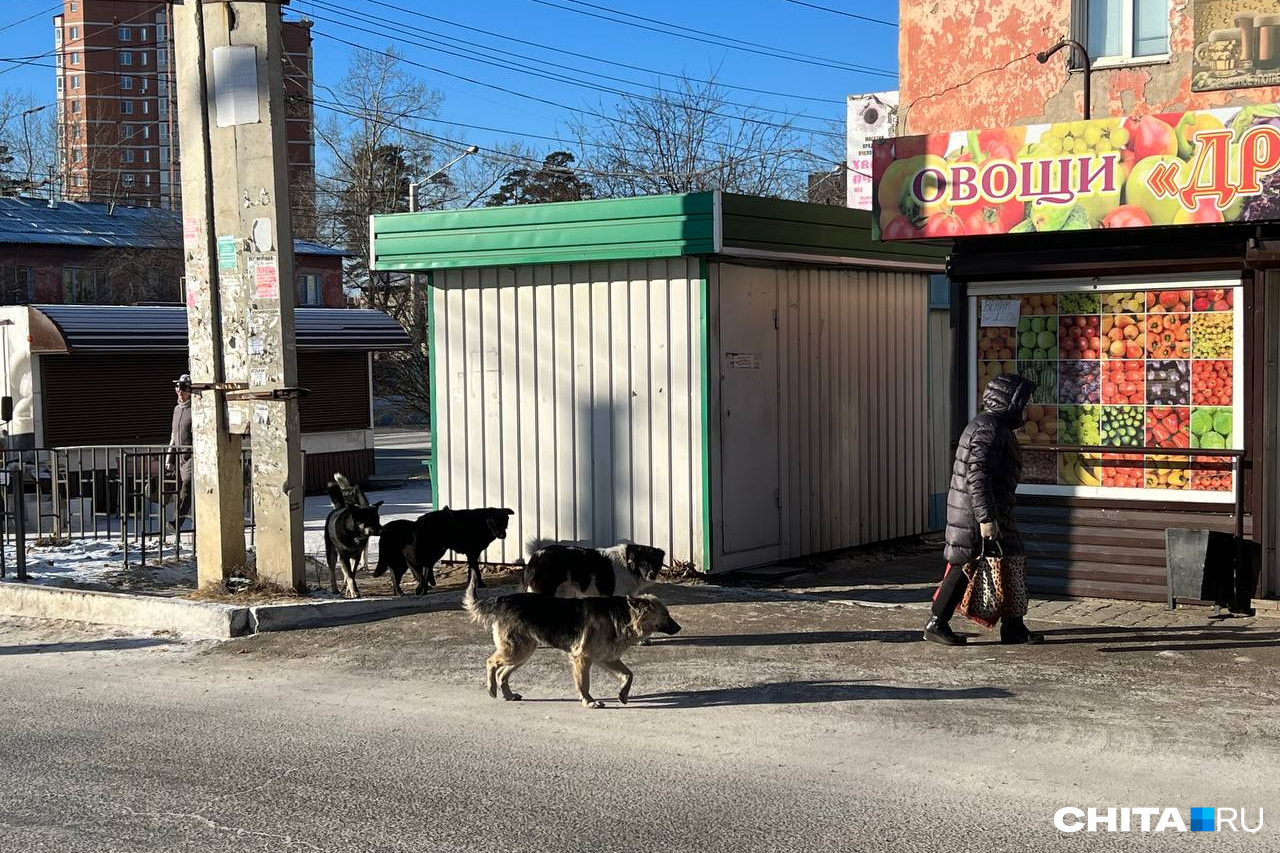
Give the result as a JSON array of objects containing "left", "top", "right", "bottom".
[
  {"left": 775, "top": 0, "right": 898, "bottom": 27},
  {"left": 522, "top": 0, "right": 897, "bottom": 78},
  {"left": 337, "top": 0, "right": 845, "bottom": 107}
]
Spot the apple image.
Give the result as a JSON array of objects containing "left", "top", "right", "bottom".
[
  {"left": 1173, "top": 197, "right": 1225, "bottom": 225},
  {"left": 1108, "top": 340, "right": 1126, "bottom": 357},
  {"left": 1125, "top": 115, "right": 1179, "bottom": 161},
  {"left": 1125, "top": 156, "right": 1189, "bottom": 226}
]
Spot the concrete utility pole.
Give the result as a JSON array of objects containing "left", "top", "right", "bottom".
[{"left": 175, "top": 0, "right": 305, "bottom": 591}]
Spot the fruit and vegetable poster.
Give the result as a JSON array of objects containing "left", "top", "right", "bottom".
[
  {"left": 872, "top": 104, "right": 1280, "bottom": 240},
  {"left": 972, "top": 284, "right": 1242, "bottom": 499}
]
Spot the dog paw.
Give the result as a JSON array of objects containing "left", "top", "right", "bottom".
[
  {"left": 584, "top": 700, "right": 605, "bottom": 709},
  {"left": 504, "top": 693, "right": 523, "bottom": 702},
  {"left": 617, "top": 693, "right": 629, "bottom": 705},
  {"left": 638, "top": 638, "right": 652, "bottom": 647}
]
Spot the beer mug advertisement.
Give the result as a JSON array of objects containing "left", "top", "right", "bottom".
[
  {"left": 1193, "top": 1, "right": 1280, "bottom": 92},
  {"left": 872, "top": 103, "right": 1280, "bottom": 240}
]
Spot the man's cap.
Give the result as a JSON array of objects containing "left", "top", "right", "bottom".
[{"left": 174, "top": 373, "right": 192, "bottom": 390}]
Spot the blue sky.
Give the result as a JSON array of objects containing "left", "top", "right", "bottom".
[{"left": 1, "top": 0, "right": 899, "bottom": 156}]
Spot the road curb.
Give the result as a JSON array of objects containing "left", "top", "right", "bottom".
[
  {"left": 0, "top": 581, "right": 250, "bottom": 639},
  {"left": 249, "top": 592, "right": 460, "bottom": 633}
]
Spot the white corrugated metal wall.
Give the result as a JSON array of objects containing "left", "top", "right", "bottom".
[
  {"left": 431, "top": 258, "right": 707, "bottom": 567},
  {"left": 712, "top": 263, "right": 930, "bottom": 566}
]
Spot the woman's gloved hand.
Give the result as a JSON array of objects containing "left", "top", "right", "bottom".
[{"left": 979, "top": 520, "right": 1002, "bottom": 541}]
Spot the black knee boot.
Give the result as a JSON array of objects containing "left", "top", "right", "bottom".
[{"left": 924, "top": 566, "right": 968, "bottom": 646}]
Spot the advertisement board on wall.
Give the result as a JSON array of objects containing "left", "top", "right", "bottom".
[
  {"left": 846, "top": 92, "right": 899, "bottom": 210},
  {"left": 1192, "top": 1, "right": 1280, "bottom": 92},
  {"left": 970, "top": 280, "right": 1243, "bottom": 503},
  {"left": 871, "top": 104, "right": 1280, "bottom": 240}
]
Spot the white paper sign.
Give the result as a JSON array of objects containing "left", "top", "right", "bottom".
[
  {"left": 980, "top": 299, "right": 1021, "bottom": 328},
  {"left": 213, "top": 45, "right": 260, "bottom": 128},
  {"left": 846, "top": 91, "right": 899, "bottom": 210}
]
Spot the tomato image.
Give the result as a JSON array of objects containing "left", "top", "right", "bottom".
[
  {"left": 1102, "top": 205, "right": 1153, "bottom": 229},
  {"left": 881, "top": 215, "right": 922, "bottom": 240},
  {"left": 956, "top": 198, "right": 1025, "bottom": 234},
  {"left": 922, "top": 211, "right": 964, "bottom": 238}
]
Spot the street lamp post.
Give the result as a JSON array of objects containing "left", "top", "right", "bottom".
[
  {"left": 408, "top": 145, "right": 480, "bottom": 213},
  {"left": 1036, "top": 39, "right": 1092, "bottom": 121}
]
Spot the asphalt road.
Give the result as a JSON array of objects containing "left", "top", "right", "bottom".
[{"left": 2, "top": 587, "right": 1278, "bottom": 852}]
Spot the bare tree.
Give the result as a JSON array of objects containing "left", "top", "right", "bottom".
[
  {"left": 569, "top": 75, "right": 811, "bottom": 200},
  {"left": 0, "top": 94, "right": 56, "bottom": 195}
]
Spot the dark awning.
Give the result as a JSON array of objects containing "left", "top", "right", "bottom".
[{"left": 31, "top": 305, "right": 410, "bottom": 352}]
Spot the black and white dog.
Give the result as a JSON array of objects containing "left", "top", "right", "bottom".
[
  {"left": 414, "top": 506, "right": 514, "bottom": 590},
  {"left": 324, "top": 475, "right": 383, "bottom": 599},
  {"left": 523, "top": 542, "right": 666, "bottom": 598},
  {"left": 332, "top": 472, "right": 372, "bottom": 572}
]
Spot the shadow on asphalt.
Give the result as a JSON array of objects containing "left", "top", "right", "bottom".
[
  {"left": 660, "top": 629, "right": 921, "bottom": 647},
  {"left": 630, "top": 680, "right": 1013, "bottom": 708},
  {"left": 1029, "top": 623, "right": 1280, "bottom": 653},
  {"left": 0, "top": 637, "right": 174, "bottom": 656}
]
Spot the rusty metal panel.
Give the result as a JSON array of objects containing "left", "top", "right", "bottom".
[{"left": 431, "top": 258, "right": 707, "bottom": 568}]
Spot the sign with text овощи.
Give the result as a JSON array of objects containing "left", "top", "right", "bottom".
[{"left": 872, "top": 104, "right": 1280, "bottom": 240}]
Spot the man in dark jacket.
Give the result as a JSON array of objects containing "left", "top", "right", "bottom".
[
  {"left": 166, "top": 373, "right": 193, "bottom": 532},
  {"left": 925, "top": 373, "right": 1044, "bottom": 646}
]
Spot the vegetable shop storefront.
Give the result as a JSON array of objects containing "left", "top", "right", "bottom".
[{"left": 873, "top": 104, "right": 1280, "bottom": 606}]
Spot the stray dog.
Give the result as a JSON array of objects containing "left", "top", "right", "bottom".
[
  {"left": 324, "top": 478, "right": 383, "bottom": 598},
  {"left": 333, "top": 472, "right": 372, "bottom": 572},
  {"left": 373, "top": 518, "right": 432, "bottom": 596},
  {"left": 463, "top": 574, "right": 681, "bottom": 708},
  {"left": 523, "top": 542, "right": 665, "bottom": 598},
  {"left": 414, "top": 506, "right": 514, "bottom": 590}
]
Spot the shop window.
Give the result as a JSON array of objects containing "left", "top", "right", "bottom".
[
  {"left": 297, "top": 274, "right": 323, "bottom": 306},
  {"left": 63, "top": 267, "right": 102, "bottom": 303},
  {"left": 970, "top": 282, "right": 1241, "bottom": 501},
  {"left": 1074, "top": 0, "right": 1170, "bottom": 64}
]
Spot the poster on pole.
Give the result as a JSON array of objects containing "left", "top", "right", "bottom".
[{"left": 846, "top": 92, "right": 899, "bottom": 210}]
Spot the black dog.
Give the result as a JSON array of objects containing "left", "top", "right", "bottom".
[
  {"left": 324, "top": 478, "right": 383, "bottom": 599},
  {"left": 373, "top": 518, "right": 432, "bottom": 596},
  {"left": 414, "top": 506, "right": 513, "bottom": 590}
]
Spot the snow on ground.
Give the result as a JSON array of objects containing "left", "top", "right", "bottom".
[{"left": 9, "top": 480, "right": 433, "bottom": 593}]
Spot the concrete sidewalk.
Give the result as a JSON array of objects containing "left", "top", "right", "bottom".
[{"left": 716, "top": 538, "right": 1280, "bottom": 632}]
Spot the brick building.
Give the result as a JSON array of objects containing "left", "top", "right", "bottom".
[
  {"left": 51, "top": 1, "right": 316, "bottom": 235},
  {"left": 0, "top": 196, "right": 345, "bottom": 308}
]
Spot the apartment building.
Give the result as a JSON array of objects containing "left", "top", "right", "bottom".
[{"left": 52, "top": 1, "right": 316, "bottom": 235}]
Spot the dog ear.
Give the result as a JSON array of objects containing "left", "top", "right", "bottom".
[
  {"left": 372, "top": 500, "right": 384, "bottom": 508},
  {"left": 504, "top": 508, "right": 514, "bottom": 516}
]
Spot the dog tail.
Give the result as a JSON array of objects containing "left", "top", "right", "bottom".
[
  {"left": 372, "top": 548, "right": 389, "bottom": 577},
  {"left": 462, "top": 572, "right": 499, "bottom": 626},
  {"left": 325, "top": 480, "right": 346, "bottom": 510}
]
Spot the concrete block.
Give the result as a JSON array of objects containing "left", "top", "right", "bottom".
[
  {"left": 249, "top": 593, "right": 459, "bottom": 633},
  {"left": 0, "top": 581, "right": 250, "bottom": 639}
]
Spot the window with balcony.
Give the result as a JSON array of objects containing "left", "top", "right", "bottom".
[{"left": 1074, "top": 0, "right": 1171, "bottom": 64}]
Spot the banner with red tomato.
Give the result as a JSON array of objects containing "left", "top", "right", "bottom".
[{"left": 872, "top": 104, "right": 1280, "bottom": 240}]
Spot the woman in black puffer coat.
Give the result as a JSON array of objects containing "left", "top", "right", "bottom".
[{"left": 925, "top": 373, "right": 1044, "bottom": 646}]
